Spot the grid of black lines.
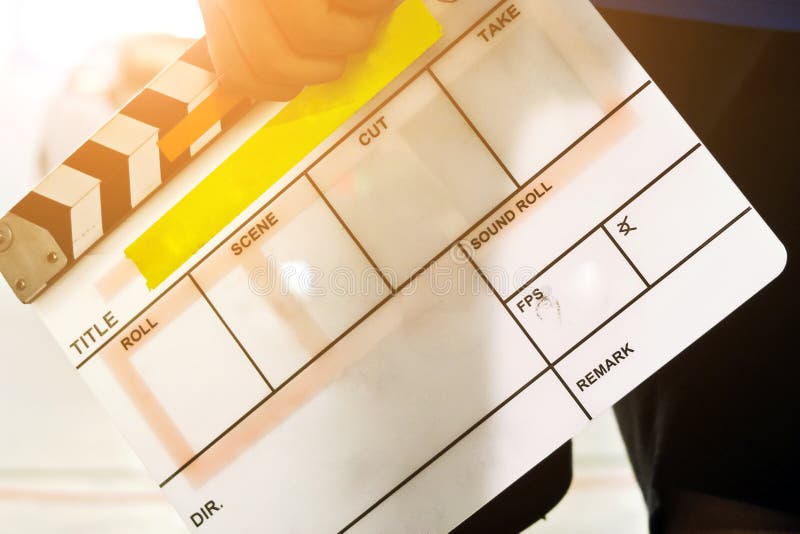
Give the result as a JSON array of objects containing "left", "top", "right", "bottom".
[
  {"left": 147, "top": 78, "right": 657, "bottom": 489},
  {"left": 339, "top": 151, "right": 752, "bottom": 533},
  {"left": 68, "top": 1, "right": 754, "bottom": 529}
]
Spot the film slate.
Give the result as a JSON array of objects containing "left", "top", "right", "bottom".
[{"left": 0, "top": 1, "right": 787, "bottom": 532}]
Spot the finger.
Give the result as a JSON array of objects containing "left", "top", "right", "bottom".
[
  {"left": 264, "top": 0, "right": 382, "bottom": 57},
  {"left": 331, "top": 0, "right": 399, "bottom": 16},
  {"left": 200, "top": 0, "right": 302, "bottom": 100},
  {"left": 221, "top": 0, "right": 346, "bottom": 85}
]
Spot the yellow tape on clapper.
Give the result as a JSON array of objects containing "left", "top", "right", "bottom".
[{"left": 126, "top": 0, "right": 443, "bottom": 289}]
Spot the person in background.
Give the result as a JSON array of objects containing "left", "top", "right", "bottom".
[{"left": 196, "top": 1, "right": 799, "bottom": 533}]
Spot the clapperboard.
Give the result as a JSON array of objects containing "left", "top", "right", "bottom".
[{"left": 0, "top": 1, "right": 786, "bottom": 532}]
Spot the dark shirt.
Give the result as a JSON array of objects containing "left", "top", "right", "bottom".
[
  {"left": 592, "top": 0, "right": 800, "bottom": 31},
  {"left": 608, "top": 11, "right": 800, "bottom": 531}
]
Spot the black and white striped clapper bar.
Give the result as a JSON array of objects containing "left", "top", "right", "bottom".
[{"left": 0, "top": 38, "right": 251, "bottom": 303}]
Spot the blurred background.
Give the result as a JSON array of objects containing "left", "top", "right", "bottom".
[{"left": 0, "top": 0, "right": 648, "bottom": 531}]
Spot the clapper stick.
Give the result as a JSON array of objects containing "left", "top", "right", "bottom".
[{"left": 0, "top": 38, "right": 252, "bottom": 303}]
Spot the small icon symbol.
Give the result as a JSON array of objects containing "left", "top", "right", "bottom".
[{"left": 616, "top": 215, "right": 637, "bottom": 236}]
